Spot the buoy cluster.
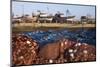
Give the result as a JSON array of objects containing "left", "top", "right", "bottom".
[
  {"left": 12, "top": 34, "right": 96, "bottom": 66},
  {"left": 12, "top": 34, "right": 39, "bottom": 65}
]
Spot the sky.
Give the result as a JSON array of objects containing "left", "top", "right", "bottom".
[{"left": 12, "top": 1, "right": 96, "bottom": 20}]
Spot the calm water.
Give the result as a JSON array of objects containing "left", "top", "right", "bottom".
[{"left": 22, "top": 28, "right": 96, "bottom": 47}]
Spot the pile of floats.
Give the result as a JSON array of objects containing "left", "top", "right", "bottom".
[{"left": 12, "top": 34, "right": 96, "bottom": 66}]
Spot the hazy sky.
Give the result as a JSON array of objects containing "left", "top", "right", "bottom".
[{"left": 12, "top": 1, "right": 96, "bottom": 19}]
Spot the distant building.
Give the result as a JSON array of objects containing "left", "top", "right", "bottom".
[
  {"left": 81, "top": 16, "right": 95, "bottom": 24},
  {"left": 52, "top": 13, "right": 75, "bottom": 23},
  {"left": 12, "top": 15, "right": 23, "bottom": 24},
  {"left": 81, "top": 16, "right": 87, "bottom": 24},
  {"left": 87, "top": 17, "right": 95, "bottom": 24},
  {"left": 37, "top": 13, "right": 53, "bottom": 23}
]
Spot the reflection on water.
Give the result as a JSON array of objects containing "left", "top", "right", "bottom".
[{"left": 22, "top": 28, "right": 96, "bottom": 47}]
